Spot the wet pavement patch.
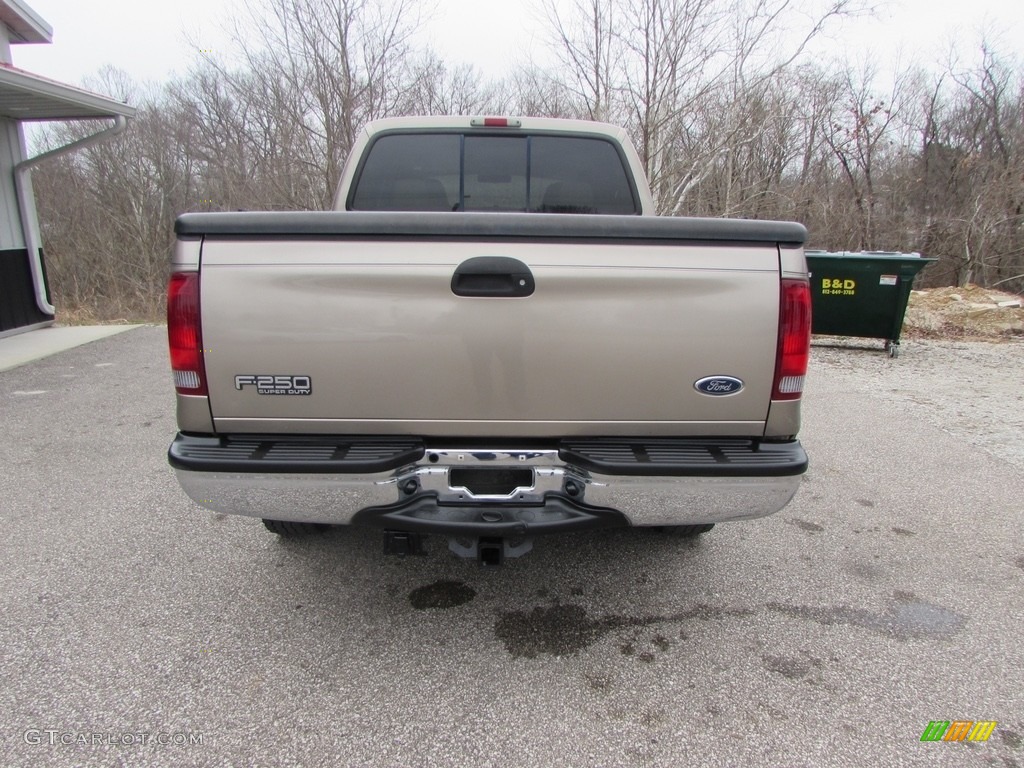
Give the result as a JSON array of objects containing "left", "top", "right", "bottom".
[
  {"left": 890, "top": 601, "right": 963, "bottom": 636},
  {"left": 787, "top": 518, "right": 825, "bottom": 533},
  {"left": 495, "top": 605, "right": 608, "bottom": 658},
  {"left": 767, "top": 598, "right": 965, "bottom": 640},
  {"left": 409, "top": 581, "right": 476, "bottom": 610},
  {"left": 494, "top": 604, "right": 754, "bottom": 658},
  {"left": 762, "top": 651, "right": 826, "bottom": 682},
  {"left": 999, "top": 728, "right": 1022, "bottom": 749},
  {"left": 584, "top": 672, "right": 613, "bottom": 693},
  {"left": 763, "top": 654, "right": 812, "bottom": 680}
]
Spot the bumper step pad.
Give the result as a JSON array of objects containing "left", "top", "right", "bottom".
[
  {"left": 168, "top": 435, "right": 424, "bottom": 474},
  {"left": 559, "top": 438, "right": 807, "bottom": 477}
]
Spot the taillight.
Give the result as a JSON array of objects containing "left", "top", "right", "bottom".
[
  {"left": 772, "top": 278, "right": 811, "bottom": 400},
  {"left": 167, "top": 272, "right": 208, "bottom": 396}
]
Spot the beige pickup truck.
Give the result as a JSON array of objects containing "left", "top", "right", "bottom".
[{"left": 167, "top": 116, "right": 811, "bottom": 564}]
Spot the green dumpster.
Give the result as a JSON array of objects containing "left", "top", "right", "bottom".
[{"left": 804, "top": 251, "right": 937, "bottom": 358}]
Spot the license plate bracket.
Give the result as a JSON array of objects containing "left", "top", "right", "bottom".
[{"left": 448, "top": 468, "right": 535, "bottom": 496}]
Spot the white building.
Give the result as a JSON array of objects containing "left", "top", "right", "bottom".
[{"left": 0, "top": 0, "right": 135, "bottom": 337}]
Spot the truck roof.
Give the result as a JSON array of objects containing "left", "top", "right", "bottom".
[{"left": 359, "top": 115, "right": 632, "bottom": 142}]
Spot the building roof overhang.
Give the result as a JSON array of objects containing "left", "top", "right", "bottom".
[
  {"left": 0, "top": 0, "right": 52, "bottom": 44},
  {"left": 0, "top": 64, "right": 136, "bottom": 121}
]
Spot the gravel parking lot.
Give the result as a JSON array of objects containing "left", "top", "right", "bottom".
[
  {"left": 0, "top": 327, "right": 1021, "bottom": 767},
  {"left": 810, "top": 337, "right": 1024, "bottom": 470}
]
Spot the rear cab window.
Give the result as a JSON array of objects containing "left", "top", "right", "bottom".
[{"left": 348, "top": 132, "right": 640, "bottom": 215}]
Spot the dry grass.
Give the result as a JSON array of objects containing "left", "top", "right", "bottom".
[
  {"left": 903, "top": 285, "right": 1024, "bottom": 341},
  {"left": 54, "top": 298, "right": 164, "bottom": 327}
]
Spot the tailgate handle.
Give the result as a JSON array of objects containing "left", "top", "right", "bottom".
[{"left": 452, "top": 257, "right": 535, "bottom": 298}]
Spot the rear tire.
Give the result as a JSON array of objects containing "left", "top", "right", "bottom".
[
  {"left": 262, "top": 519, "right": 328, "bottom": 537},
  {"left": 659, "top": 523, "right": 715, "bottom": 537}
]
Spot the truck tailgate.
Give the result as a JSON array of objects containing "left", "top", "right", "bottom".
[{"left": 199, "top": 237, "right": 780, "bottom": 438}]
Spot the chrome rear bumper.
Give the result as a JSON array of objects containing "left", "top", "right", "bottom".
[{"left": 170, "top": 439, "right": 805, "bottom": 529}]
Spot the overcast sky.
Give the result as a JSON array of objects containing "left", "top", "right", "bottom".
[{"left": 10, "top": 0, "right": 1023, "bottom": 91}]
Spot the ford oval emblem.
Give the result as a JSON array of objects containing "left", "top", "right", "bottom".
[{"left": 694, "top": 376, "right": 744, "bottom": 396}]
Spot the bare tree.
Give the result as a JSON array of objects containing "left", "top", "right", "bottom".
[
  {"left": 397, "top": 53, "right": 495, "bottom": 116},
  {"left": 27, "top": 3, "right": 1024, "bottom": 324},
  {"left": 541, "top": 0, "right": 618, "bottom": 120},
  {"left": 211, "top": 0, "right": 427, "bottom": 207},
  {"left": 541, "top": 0, "right": 866, "bottom": 213},
  {"left": 821, "top": 63, "right": 911, "bottom": 249}
]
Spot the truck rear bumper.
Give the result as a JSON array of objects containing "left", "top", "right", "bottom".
[{"left": 169, "top": 435, "right": 806, "bottom": 530}]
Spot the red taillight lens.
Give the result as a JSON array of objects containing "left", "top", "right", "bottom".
[
  {"left": 773, "top": 278, "right": 811, "bottom": 400},
  {"left": 167, "top": 272, "right": 208, "bottom": 396}
]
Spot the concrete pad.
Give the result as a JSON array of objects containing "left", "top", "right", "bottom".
[{"left": 0, "top": 324, "right": 142, "bottom": 372}]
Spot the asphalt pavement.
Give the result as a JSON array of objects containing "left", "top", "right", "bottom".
[{"left": 0, "top": 326, "right": 1021, "bottom": 767}]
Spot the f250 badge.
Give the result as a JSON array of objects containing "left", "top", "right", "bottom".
[
  {"left": 694, "top": 376, "right": 744, "bottom": 396},
  {"left": 235, "top": 375, "right": 312, "bottom": 395}
]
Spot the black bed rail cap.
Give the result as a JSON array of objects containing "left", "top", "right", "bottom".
[{"left": 175, "top": 210, "right": 808, "bottom": 246}]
